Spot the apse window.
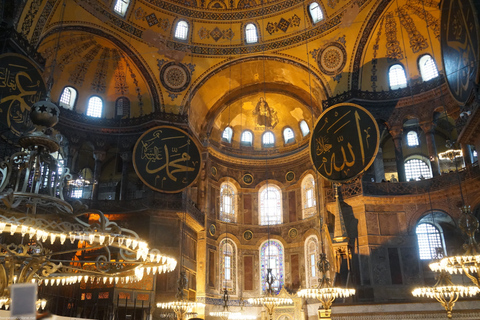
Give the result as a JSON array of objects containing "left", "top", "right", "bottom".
[
  {"left": 406, "top": 131, "right": 419, "bottom": 147},
  {"left": 86, "top": 96, "right": 103, "bottom": 118},
  {"left": 174, "top": 20, "right": 189, "bottom": 40},
  {"left": 260, "top": 240, "right": 284, "bottom": 293},
  {"left": 59, "top": 86, "right": 77, "bottom": 110},
  {"left": 222, "top": 127, "right": 233, "bottom": 143},
  {"left": 259, "top": 185, "right": 282, "bottom": 225},
  {"left": 418, "top": 54, "right": 439, "bottom": 82},
  {"left": 220, "top": 182, "right": 236, "bottom": 222},
  {"left": 389, "top": 64, "right": 408, "bottom": 90},
  {"left": 308, "top": 2, "right": 324, "bottom": 24},
  {"left": 404, "top": 158, "right": 432, "bottom": 181},
  {"left": 300, "top": 120, "right": 310, "bottom": 136},
  {"left": 113, "top": 0, "right": 130, "bottom": 17},
  {"left": 302, "top": 174, "right": 316, "bottom": 218},
  {"left": 283, "top": 128, "right": 295, "bottom": 144},
  {"left": 262, "top": 131, "right": 275, "bottom": 148},
  {"left": 240, "top": 130, "right": 253, "bottom": 146},
  {"left": 245, "top": 23, "right": 258, "bottom": 44},
  {"left": 305, "top": 236, "right": 319, "bottom": 288},
  {"left": 220, "top": 239, "right": 236, "bottom": 291},
  {"left": 416, "top": 223, "right": 444, "bottom": 260}
]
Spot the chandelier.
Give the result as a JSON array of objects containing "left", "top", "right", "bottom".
[
  {"left": 412, "top": 206, "right": 480, "bottom": 318},
  {"left": 297, "top": 253, "right": 355, "bottom": 318},
  {"left": 247, "top": 268, "right": 293, "bottom": 320},
  {"left": 210, "top": 288, "right": 232, "bottom": 320},
  {"left": 0, "top": 100, "right": 176, "bottom": 303}
]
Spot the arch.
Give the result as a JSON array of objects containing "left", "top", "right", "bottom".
[
  {"left": 299, "top": 120, "right": 310, "bottom": 137},
  {"left": 418, "top": 54, "right": 439, "bottom": 82},
  {"left": 115, "top": 97, "right": 130, "bottom": 118},
  {"left": 174, "top": 20, "right": 189, "bottom": 40},
  {"left": 259, "top": 184, "right": 282, "bottom": 225},
  {"left": 220, "top": 181, "right": 237, "bottom": 223},
  {"left": 245, "top": 23, "right": 259, "bottom": 44},
  {"left": 308, "top": 2, "right": 324, "bottom": 24},
  {"left": 302, "top": 174, "right": 316, "bottom": 219},
  {"left": 59, "top": 86, "right": 78, "bottom": 110},
  {"left": 304, "top": 235, "right": 319, "bottom": 288},
  {"left": 113, "top": 0, "right": 130, "bottom": 17},
  {"left": 240, "top": 130, "right": 253, "bottom": 146},
  {"left": 219, "top": 238, "right": 237, "bottom": 294},
  {"left": 262, "top": 131, "right": 275, "bottom": 148},
  {"left": 86, "top": 96, "right": 103, "bottom": 118},
  {"left": 415, "top": 211, "right": 455, "bottom": 260},
  {"left": 388, "top": 64, "right": 407, "bottom": 90},
  {"left": 283, "top": 127, "right": 295, "bottom": 144},
  {"left": 260, "top": 239, "right": 285, "bottom": 293}
]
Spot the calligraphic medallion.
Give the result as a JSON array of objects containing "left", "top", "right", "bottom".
[
  {"left": 310, "top": 103, "right": 379, "bottom": 182},
  {"left": 209, "top": 224, "right": 216, "bottom": 236},
  {"left": 441, "top": 0, "right": 479, "bottom": 104},
  {"left": 243, "top": 173, "right": 253, "bottom": 185},
  {"left": 0, "top": 53, "right": 46, "bottom": 143},
  {"left": 133, "top": 126, "right": 202, "bottom": 193},
  {"left": 243, "top": 230, "right": 253, "bottom": 241}
]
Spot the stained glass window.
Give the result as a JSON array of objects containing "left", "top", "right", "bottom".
[
  {"left": 302, "top": 174, "right": 316, "bottom": 218},
  {"left": 260, "top": 240, "right": 284, "bottom": 293},
  {"left": 220, "top": 182, "right": 236, "bottom": 222},
  {"left": 220, "top": 239, "right": 236, "bottom": 293},
  {"left": 305, "top": 236, "right": 319, "bottom": 288},
  {"left": 416, "top": 223, "right": 444, "bottom": 260},
  {"left": 419, "top": 54, "right": 439, "bottom": 82},
  {"left": 259, "top": 185, "right": 282, "bottom": 225}
]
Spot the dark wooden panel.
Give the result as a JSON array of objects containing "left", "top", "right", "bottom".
[
  {"left": 244, "top": 256, "right": 253, "bottom": 291},
  {"left": 244, "top": 194, "right": 252, "bottom": 224},
  {"left": 208, "top": 251, "right": 215, "bottom": 287},
  {"left": 288, "top": 191, "right": 296, "bottom": 223},
  {"left": 291, "top": 254, "right": 300, "bottom": 290}
]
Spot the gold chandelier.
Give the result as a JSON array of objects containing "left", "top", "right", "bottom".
[
  {"left": 247, "top": 268, "right": 293, "bottom": 320},
  {"left": 297, "top": 253, "right": 355, "bottom": 318}
]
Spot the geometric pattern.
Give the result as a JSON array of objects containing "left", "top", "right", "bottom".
[
  {"left": 68, "top": 44, "right": 102, "bottom": 86},
  {"left": 266, "top": 15, "right": 301, "bottom": 35},
  {"left": 111, "top": 49, "right": 129, "bottom": 95},
  {"left": 385, "top": 12, "right": 404, "bottom": 62},
  {"left": 91, "top": 47, "right": 110, "bottom": 93},
  {"left": 396, "top": 7, "right": 428, "bottom": 53},
  {"left": 198, "top": 27, "right": 235, "bottom": 42},
  {"left": 159, "top": 62, "right": 191, "bottom": 93},
  {"left": 317, "top": 42, "right": 347, "bottom": 76}
]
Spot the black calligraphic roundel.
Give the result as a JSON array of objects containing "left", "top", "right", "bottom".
[
  {"left": 310, "top": 103, "right": 379, "bottom": 182},
  {"left": 441, "top": 0, "right": 479, "bottom": 104},
  {"left": 0, "top": 53, "right": 46, "bottom": 143},
  {"left": 133, "top": 126, "right": 202, "bottom": 193}
]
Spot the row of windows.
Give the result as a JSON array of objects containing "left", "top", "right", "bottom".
[
  {"left": 388, "top": 54, "right": 439, "bottom": 90},
  {"left": 219, "top": 217, "right": 448, "bottom": 293},
  {"left": 219, "top": 174, "right": 316, "bottom": 224},
  {"left": 222, "top": 120, "right": 310, "bottom": 147},
  {"left": 59, "top": 87, "right": 130, "bottom": 118}
]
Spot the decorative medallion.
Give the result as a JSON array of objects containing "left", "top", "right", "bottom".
[
  {"left": 159, "top": 62, "right": 191, "bottom": 92},
  {"left": 0, "top": 53, "right": 46, "bottom": 142},
  {"left": 211, "top": 166, "right": 217, "bottom": 176},
  {"left": 285, "top": 171, "right": 295, "bottom": 182},
  {"left": 133, "top": 126, "right": 202, "bottom": 193},
  {"left": 317, "top": 42, "right": 347, "bottom": 76},
  {"left": 288, "top": 228, "right": 298, "bottom": 239},
  {"left": 243, "top": 230, "right": 253, "bottom": 241},
  {"left": 209, "top": 223, "right": 216, "bottom": 236},
  {"left": 310, "top": 103, "right": 380, "bottom": 182},
  {"left": 243, "top": 173, "right": 254, "bottom": 185},
  {"left": 441, "top": 0, "right": 479, "bottom": 104}
]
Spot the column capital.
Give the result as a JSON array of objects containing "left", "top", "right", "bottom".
[
  {"left": 93, "top": 150, "right": 106, "bottom": 162},
  {"left": 419, "top": 121, "right": 436, "bottom": 134},
  {"left": 120, "top": 151, "right": 132, "bottom": 162},
  {"left": 388, "top": 126, "right": 403, "bottom": 140}
]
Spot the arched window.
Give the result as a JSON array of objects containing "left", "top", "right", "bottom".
[
  {"left": 115, "top": 97, "right": 130, "bottom": 118},
  {"left": 220, "top": 182, "right": 236, "bottom": 222},
  {"left": 245, "top": 23, "right": 258, "bottom": 44},
  {"left": 86, "top": 96, "right": 103, "bottom": 118},
  {"left": 305, "top": 236, "right": 319, "bottom": 288},
  {"left": 418, "top": 54, "right": 439, "bottom": 82},
  {"left": 222, "top": 127, "right": 233, "bottom": 143},
  {"left": 308, "top": 2, "right": 324, "bottom": 24},
  {"left": 260, "top": 240, "right": 284, "bottom": 293},
  {"left": 405, "top": 157, "right": 432, "bottom": 181},
  {"left": 416, "top": 223, "right": 444, "bottom": 260},
  {"left": 262, "top": 131, "right": 275, "bottom": 148},
  {"left": 302, "top": 174, "right": 316, "bottom": 218},
  {"left": 175, "top": 20, "right": 189, "bottom": 40},
  {"left": 114, "top": 0, "right": 130, "bottom": 16},
  {"left": 389, "top": 64, "right": 407, "bottom": 90},
  {"left": 240, "top": 130, "right": 253, "bottom": 146},
  {"left": 283, "top": 128, "right": 295, "bottom": 144},
  {"left": 300, "top": 120, "right": 310, "bottom": 137},
  {"left": 220, "top": 239, "right": 237, "bottom": 293},
  {"left": 259, "top": 185, "right": 282, "bottom": 225},
  {"left": 406, "top": 131, "right": 419, "bottom": 146},
  {"left": 59, "top": 86, "right": 77, "bottom": 110}
]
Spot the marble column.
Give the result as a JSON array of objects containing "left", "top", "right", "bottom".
[
  {"left": 373, "top": 147, "right": 385, "bottom": 182},
  {"left": 462, "top": 144, "right": 473, "bottom": 166},
  {"left": 420, "top": 122, "right": 440, "bottom": 177},
  {"left": 389, "top": 128, "right": 406, "bottom": 182},
  {"left": 66, "top": 144, "right": 79, "bottom": 173},
  {"left": 119, "top": 152, "right": 131, "bottom": 200},
  {"left": 92, "top": 150, "right": 106, "bottom": 200}
]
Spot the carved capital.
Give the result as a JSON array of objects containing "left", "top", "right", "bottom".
[
  {"left": 419, "top": 121, "right": 436, "bottom": 134},
  {"left": 388, "top": 126, "right": 403, "bottom": 140}
]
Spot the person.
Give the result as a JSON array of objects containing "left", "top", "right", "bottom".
[{"left": 390, "top": 174, "right": 398, "bottom": 182}]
